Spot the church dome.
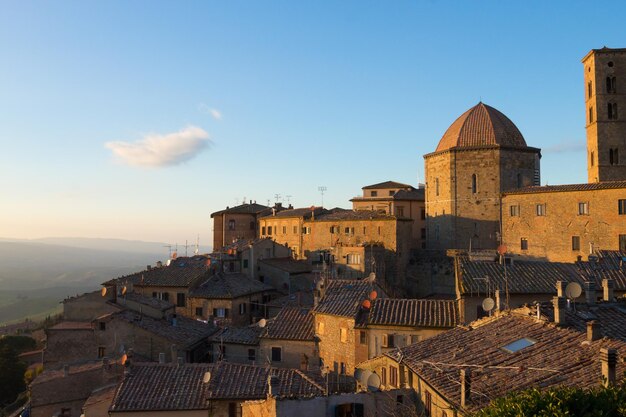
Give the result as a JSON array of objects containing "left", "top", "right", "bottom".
[{"left": 435, "top": 102, "right": 527, "bottom": 152}]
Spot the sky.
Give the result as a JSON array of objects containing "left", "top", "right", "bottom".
[{"left": 1, "top": 1, "right": 625, "bottom": 247}]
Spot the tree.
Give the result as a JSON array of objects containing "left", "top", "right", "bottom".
[
  {"left": 473, "top": 383, "right": 626, "bottom": 417},
  {"left": 0, "top": 344, "right": 27, "bottom": 407}
]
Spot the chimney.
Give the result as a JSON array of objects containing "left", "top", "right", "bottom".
[
  {"left": 495, "top": 290, "right": 503, "bottom": 312},
  {"left": 587, "top": 320, "right": 601, "bottom": 342},
  {"left": 158, "top": 352, "right": 165, "bottom": 364},
  {"left": 600, "top": 348, "right": 617, "bottom": 387},
  {"left": 268, "top": 375, "right": 280, "bottom": 397},
  {"left": 553, "top": 296, "right": 566, "bottom": 326},
  {"left": 585, "top": 281, "right": 596, "bottom": 305},
  {"left": 602, "top": 279, "right": 615, "bottom": 302},
  {"left": 156, "top": 261, "right": 163, "bottom": 268},
  {"left": 63, "top": 364, "right": 70, "bottom": 377},
  {"left": 556, "top": 281, "right": 566, "bottom": 298},
  {"left": 460, "top": 368, "right": 471, "bottom": 408}
]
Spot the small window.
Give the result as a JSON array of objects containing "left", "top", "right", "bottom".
[
  {"left": 317, "top": 321, "right": 325, "bottom": 335},
  {"left": 435, "top": 178, "right": 440, "bottom": 196},
  {"left": 362, "top": 226, "right": 366, "bottom": 234},
  {"left": 608, "top": 102, "right": 618, "bottom": 120},
  {"left": 347, "top": 253, "right": 361, "bottom": 265},
  {"left": 359, "top": 330, "right": 366, "bottom": 345},
  {"left": 248, "top": 348, "right": 256, "bottom": 362},
  {"left": 619, "top": 199, "right": 626, "bottom": 215},
  {"left": 578, "top": 202, "right": 589, "bottom": 215},
  {"left": 572, "top": 236, "right": 581, "bottom": 251},
  {"left": 607, "top": 76, "right": 617, "bottom": 93},
  {"left": 228, "top": 402, "right": 240, "bottom": 417},
  {"left": 536, "top": 204, "right": 546, "bottom": 216},
  {"left": 591, "top": 151, "right": 595, "bottom": 167},
  {"left": 510, "top": 205, "right": 520, "bottom": 216},
  {"left": 420, "top": 208, "right": 426, "bottom": 220},
  {"left": 98, "top": 347, "right": 105, "bottom": 358},
  {"left": 589, "top": 106, "right": 594, "bottom": 123},
  {"left": 382, "top": 334, "right": 394, "bottom": 348},
  {"left": 293, "top": 225, "right": 297, "bottom": 234},
  {"left": 340, "top": 328, "right": 348, "bottom": 343},
  {"left": 389, "top": 366, "right": 398, "bottom": 387},
  {"left": 161, "top": 292, "right": 169, "bottom": 302},
  {"left": 267, "top": 226, "right": 272, "bottom": 235},
  {"left": 239, "top": 303, "right": 247, "bottom": 315},
  {"left": 214, "top": 308, "right": 227, "bottom": 318},
  {"left": 176, "top": 293, "right": 186, "bottom": 307},
  {"left": 271, "top": 347, "right": 282, "bottom": 362},
  {"left": 381, "top": 367, "right": 387, "bottom": 385},
  {"left": 282, "top": 226, "right": 286, "bottom": 234},
  {"left": 330, "top": 226, "right": 335, "bottom": 234},
  {"left": 344, "top": 227, "right": 351, "bottom": 235},
  {"left": 261, "top": 226, "right": 266, "bottom": 235},
  {"left": 228, "top": 219, "right": 236, "bottom": 231},
  {"left": 377, "top": 226, "right": 381, "bottom": 235},
  {"left": 588, "top": 80, "right": 593, "bottom": 98},
  {"left": 371, "top": 191, "right": 378, "bottom": 197},
  {"left": 501, "top": 337, "right": 536, "bottom": 353},
  {"left": 471, "top": 174, "right": 477, "bottom": 194},
  {"left": 521, "top": 238, "right": 528, "bottom": 250},
  {"left": 424, "top": 391, "right": 432, "bottom": 417},
  {"left": 195, "top": 307, "right": 203, "bottom": 317},
  {"left": 99, "top": 322, "right": 106, "bottom": 331},
  {"left": 610, "top": 148, "right": 620, "bottom": 165}
]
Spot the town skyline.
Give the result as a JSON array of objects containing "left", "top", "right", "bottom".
[{"left": 2, "top": 1, "right": 625, "bottom": 245}]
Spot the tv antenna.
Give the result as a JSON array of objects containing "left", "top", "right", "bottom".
[
  {"left": 285, "top": 195, "right": 293, "bottom": 205},
  {"left": 274, "top": 194, "right": 282, "bottom": 203},
  {"left": 195, "top": 234, "right": 200, "bottom": 255},
  {"left": 182, "top": 240, "right": 190, "bottom": 257},
  {"left": 318, "top": 186, "right": 327, "bottom": 208},
  {"left": 497, "top": 244, "right": 510, "bottom": 310},
  {"left": 163, "top": 244, "right": 173, "bottom": 257}
]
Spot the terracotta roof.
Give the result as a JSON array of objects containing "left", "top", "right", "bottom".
[
  {"left": 362, "top": 181, "right": 414, "bottom": 190},
  {"left": 313, "top": 279, "right": 385, "bottom": 318},
  {"left": 121, "top": 292, "right": 174, "bottom": 311},
  {"left": 315, "top": 210, "right": 397, "bottom": 222},
  {"left": 112, "top": 310, "right": 217, "bottom": 348},
  {"left": 386, "top": 313, "right": 626, "bottom": 412},
  {"left": 262, "top": 307, "right": 315, "bottom": 341},
  {"left": 503, "top": 180, "right": 626, "bottom": 195},
  {"left": 112, "top": 256, "right": 210, "bottom": 288},
  {"left": 366, "top": 299, "right": 459, "bottom": 328},
  {"left": 259, "top": 258, "right": 312, "bottom": 274},
  {"left": 190, "top": 272, "right": 274, "bottom": 299},
  {"left": 211, "top": 203, "right": 271, "bottom": 217},
  {"left": 457, "top": 256, "right": 626, "bottom": 295},
  {"left": 260, "top": 207, "right": 326, "bottom": 220},
  {"left": 267, "top": 291, "right": 315, "bottom": 309},
  {"left": 393, "top": 188, "right": 425, "bottom": 201},
  {"left": 209, "top": 325, "right": 263, "bottom": 345},
  {"left": 110, "top": 362, "right": 325, "bottom": 411},
  {"left": 435, "top": 103, "right": 527, "bottom": 153}
]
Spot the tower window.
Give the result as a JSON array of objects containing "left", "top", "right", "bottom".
[
  {"left": 606, "top": 76, "right": 616, "bottom": 93},
  {"left": 610, "top": 148, "right": 620, "bottom": 165},
  {"left": 591, "top": 151, "right": 595, "bottom": 167},
  {"left": 471, "top": 174, "right": 477, "bottom": 194},
  {"left": 435, "top": 178, "right": 440, "bottom": 196},
  {"left": 572, "top": 236, "right": 581, "bottom": 251},
  {"left": 608, "top": 103, "right": 618, "bottom": 120},
  {"left": 536, "top": 204, "right": 546, "bottom": 216},
  {"left": 578, "top": 202, "right": 589, "bottom": 215},
  {"left": 588, "top": 81, "right": 593, "bottom": 99},
  {"left": 589, "top": 106, "right": 594, "bottom": 123},
  {"left": 521, "top": 238, "right": 528, "bottom": 251}
]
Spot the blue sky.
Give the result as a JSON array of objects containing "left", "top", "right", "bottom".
[{"left": 1, "top": 1, "right": 624, "bottom": 246}]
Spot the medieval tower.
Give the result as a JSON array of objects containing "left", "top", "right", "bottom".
[{"left": 583, "top": 47, "right": 626, "bottom": 182}]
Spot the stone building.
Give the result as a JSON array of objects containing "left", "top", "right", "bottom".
[
  {"left": 424, "top": 102, "right": 541, "bottom": 252},
  {"left": 258, "top": 206, "right": 326, "bottom": 259},
  {"left": 211, "top": 201, "right": 272, "bottom": 251},
  {"left": 217, "top": 237, "right": 291, "bottom": 278},
  {"left": 502, "top": 181, "right": 626, "bottom": 260},
  {"left": 351, "top": 180, "right": 426, "bottom": 249},
  {"left": 187, "top": 272, "right": 276, "bottom": 326},
  {"left": 209, "top": 325, "right": 263, "bottom": 364},
  {"left": 583, "top": 47, "right": 626, "bottom": 183}
]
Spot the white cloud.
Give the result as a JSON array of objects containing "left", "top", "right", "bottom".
[
  {"left": 105, "top": 126, "right": 211, "bottom": 168},
  {"left": 544, "top": 140, "right": 586, "bottom": 153},
  {"left": 198, "top": 102, "right": 223, "bottom": 120}
]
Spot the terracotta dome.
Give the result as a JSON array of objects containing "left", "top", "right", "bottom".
[{"left": 435, "top": 102, "right": 527, "bottom": 152}]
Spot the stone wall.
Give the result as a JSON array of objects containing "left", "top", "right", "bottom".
[
  {"left": 314, "top": 313, "right": 357, "bottom": 376},
  {"left": 258, "top": 338, "right": 318, "bottom": 369}
]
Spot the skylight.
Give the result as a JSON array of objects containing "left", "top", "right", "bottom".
[{"left": 501, "top": 338, "right": 536, "bottom": 353}]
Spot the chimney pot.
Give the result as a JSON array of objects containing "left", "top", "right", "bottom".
[
  {"left": 553, "top": 296, "right": 567, "bottom": 325},
  {"left": 585, "top": 281, "right": 596, "bottom": 305},
  {"left": 587, "top": 320, "right": 601, "bottom": 342},
  {"left": 600, "top": 347, "right": 617, "bottom": 387},
  {"left": 460, "top": 368, "right": 471, "bottom": 408},
  {"left": 602, "top": 279, "right": 615, "bottom": 302},
  {"left": 556, "top": 281, "right": 566, "bottom": 297}
]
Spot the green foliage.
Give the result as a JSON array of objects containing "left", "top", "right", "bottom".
[
  {"left": 0, "top": 344, "right": 27, "bottom": 407},
  {"left": 474, "top": 383, "right": 626, "bottom": 417},
  {"left": 0, "top": 335, "right": 36, "bottom": 354}
]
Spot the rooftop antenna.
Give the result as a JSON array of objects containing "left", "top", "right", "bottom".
[
  {"left": 274, "top": 194, "right": 282, "bottom": 204},
  {"left": 183, "top": 240, "right": 189, "bottom": 257},
  {"left": 497, "top": 244, "right": 510, "bottom": 310},
  {"left": 195, "top": 234, "right": 200, "bottom": 255},
  {"left": 285, "top": 195, "right": 293, "bottom": 205},
  {"left": 318, "top": 186, "right": 327, "bottom": 208},
  {"left": 163, "top": 244, "right": 173, "bottom": 258},
  {"left": 266, "top": 199, "right": 271, "bottom": 207}
]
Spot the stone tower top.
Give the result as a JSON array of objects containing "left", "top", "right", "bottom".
[{"left": 435, "top": 102, "right": 527, "bottom": 153}]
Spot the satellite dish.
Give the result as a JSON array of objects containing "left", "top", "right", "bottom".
[
  {"left": 566, "top": 282, "right": 583, "bottom": 299},
  {"left": 497, "top": 245, "right": 507, "bottom": 255},
  {"left": 362, "top": 299, "right": 371, "bottom": 309},
  {"left": 121, "top": 286, "right": 127, "bottom": 296},
  {"left": 101, "top": 287, "right": 107, "bottom": 297},
  {"left": 203, "top": 371, "right": 211, "bottom": 384},
  {"left": 258, "top": 318, "right": 267, "bottom": 328},
  {"left": 482, "top": 297, "right": 495, "bottom": 312},
  {"left": 369, "top": 290, "right": 378, "bottom": 301},
  {"left": 366, "top": 373, "right": 381, "bottom": 392},
  {"left": 166, "top": 259, "right": 172, "bottom": 266},
  {"left": 354, "top": 368, "right": 372, "bottom": 386}
]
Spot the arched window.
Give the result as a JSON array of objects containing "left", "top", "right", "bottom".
[
  {"left": 607, "top": 76, "right": 617, "bottom": 93},
  {"left": 608, "top": 102, "right": 618, "bottom": 120},
  {"left": 471, "top": 174, "right": 477, "bottom": 194}
]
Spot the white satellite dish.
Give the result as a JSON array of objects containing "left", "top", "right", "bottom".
[
  {"left": 203, "top": 371, "right": 211, "bottom": 384},
  {"left": 166, "top": 259, "right": 172, "bottom": 267},
  {"left": 482, "top": 297, "right": 495, "bottom": 312},
  {"left": 367, "top": 373, "right": 381, "bottom": 392},
  {"left": 258, "top": 318, "right": 267, "bottom": 328},
  {"left": 566, "top": 282, "right": 583, "bottom": 299},
  {"left": 354, "top": 368, "right": 372, "bottom": 387}
]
